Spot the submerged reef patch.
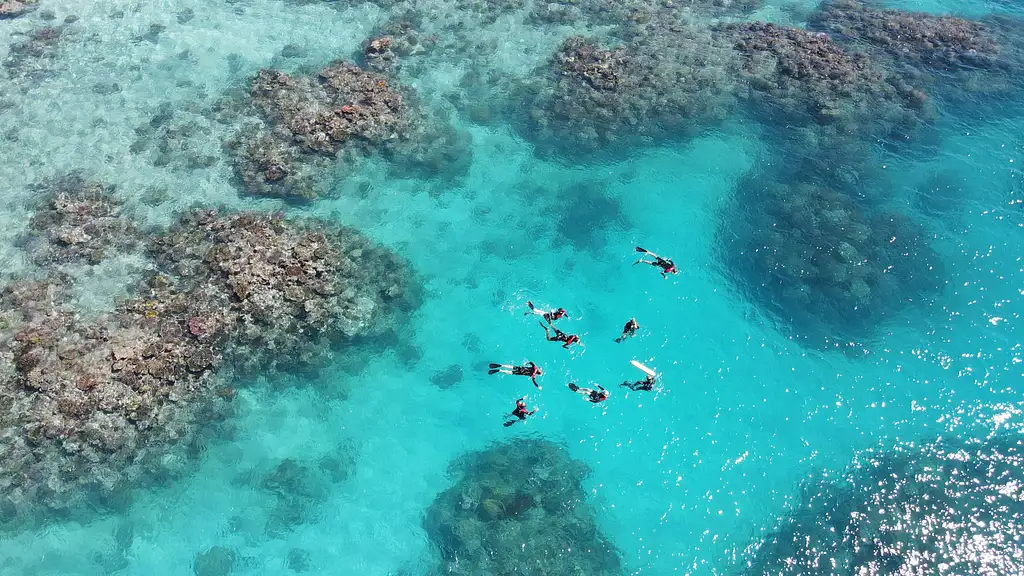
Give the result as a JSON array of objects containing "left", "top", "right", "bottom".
[
  {"left": 0, "top": 0, "right": 36, "bottom": 19},
  {"left": 4, "top": 21, "right": 73, "bottom": 82},
  {"left": 807, "top": 0, "right": 1024, "bottom": 118},
  {"left": 21, "top": 175, "right": 142, "bottom": 266},
  {"left": 230, "top": 60, "right": 469, "bottom": 200},
  {"left": 233, "top": 441, "right": 357, "bottom": 536},
  {"left": 739, "top": 435, "right": 1024, "bottom": 576},
  {"left": 810, "top": 0, "right": 1000, "bottom": 72},
  {"left": 720, "top": 168, "right": 943, "bottom": 348},
  {"left": 424, "top": 439, "right": 623, "bottom": 576},
  {"left": 720, "top": 22, "right": 929, "bottom": 139},
  {"left": 513, "top": 33, "right": 735, "bottom": 159},
  {"left": 0, "top": 180, "right": 417, "bottom": 525}
]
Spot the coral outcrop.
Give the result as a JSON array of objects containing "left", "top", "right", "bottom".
[
  {"left": 810, "top": 0, "right": 1000, "bottom": 71},
  {"left": 234, "top": 443, "right": 356, "bottom": 536},
  {"left": 4, "top": 22, "right": 72, "bottom": 81},
  {"left": 0, "top": 181, "right": 416, "bottom": 525},
  {"left": 0, "top": 0, "right": 36, "bottom": 19},
  {"left": 424, "top": 439, "right": 623, "bottom": 576},
  {"left": 741, "top": 436, "right": 1024, "bottom": 576},
  {"left": 515, "top": 34, "right": 734, "bottom": 159},
  {"left": 721, "top": 170, "right": 943, "bottom": 347},
  {"left": 720, "top": 22, "right": 928, "bottom": 137},
  {"left": 22, "top": 175, "right": 142, "bottom": 266},
  {"left": 233, "top": 60, "right": 469, "bottom": 200}
]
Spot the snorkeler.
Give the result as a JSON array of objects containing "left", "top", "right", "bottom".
[
  {"left": 525, "top": 300, "right": 568, "bottom": 324},
  {"left": 488, "top": 361, "right": 543, "bottom": 389},
  {"left": 539, "top": 322, "right": 580, "bottom": 349},
  {"left": 620, "top": 374, "right": 657, "bottom": 391},
  {"left": 567, "top": 382, "right": 609, "bottom": 403},
  {"left": 614, "top": 317, "right": 640, "bottom": 343},
  {"left": 503, "top": 395, "right": 538, "bottom": 427},
  {"left": 634, "top": 246, "right": 678, "bottom": 278}
]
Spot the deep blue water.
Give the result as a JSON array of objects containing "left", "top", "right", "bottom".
[{"left": 0, "top": 0, "right": 1023, "bottom": 574}]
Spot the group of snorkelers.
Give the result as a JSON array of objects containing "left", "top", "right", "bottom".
[{"left": 488, "top": 247, "right": 677, "bottom": 426}]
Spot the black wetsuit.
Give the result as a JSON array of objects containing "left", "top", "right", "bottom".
[
  {"left": 511, "top": 362, "right": 542, "bottom": 387},
  {"left": 621, "top": 376, "right": 655, "bottom": 391},
  {"left": 546, "top": 325, "right": 579, "bottom": 349},
  {"left": 504, "top": 401, "right": 534, "bottom": 426}
]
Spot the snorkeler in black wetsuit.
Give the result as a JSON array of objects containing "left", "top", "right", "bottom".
[
  {"left": 539, "top": 322, "right": 580, "bottom": 349},
  {"left": 568, "top": 383, "right": 609, "bottom": 403},
  {"left": 615, "top": 318, "right": 640, "bottom": 343},
  {"left": 503, "top": 396, "right": 538, "bottom": 427},
  {"left": 488, "top": 362, "right": 543, "bottom": 389},
  {"left": 621, "top": 374, "right": 656, "bottom": 391},
  {"left": 634, "top": 247, "right": 678, "bottom": 278},
  {"left": 525, "top": 301, "right": 567, "bottom": 324}
]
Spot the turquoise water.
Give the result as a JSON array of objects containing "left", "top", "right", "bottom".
[{"left": 1, "top": 0, "right": 1024, "bottom": 574}]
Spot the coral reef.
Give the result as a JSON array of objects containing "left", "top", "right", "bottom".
[
  {"left": 720, "top": 22, "right": 928, "bottom": 138},
  {"left": 554, "top": 181, "right": 629, "bottom": 254},
  {"left": 0, "top": 181, "right": 416, "bottom": 524},
  {"left": 4, "top": 22, "right": 73, "bottom": 81},
  {"left": 232, "top": 60, "right": 469, "bottom": 200},
  {"left": 129, "top": 103, "right": 222, "bottom": 172},
  {"left": 235, "top": 443, "right": 356, "bottom": 536},
  {"left": 514, "top": 34, "right": 735, "bottom": 159},
  {"left": 424, "top": 439, "right": 623, "bottom": 576},
  {"left": 193, "top": 546, "right": 237, "bottom": 576},
  {"left": 720, "top": 169, "right": 943, "bottom": 347},
  {"left": 527, "top": 0, "right": 760, "bottom": 27},
  {"left": 429, "top": 363, "right": 463, "bottom": 389},
  {"left": 21, "top": 175, "right": 142, "bottom": 266},
  {"left": 0, "top": 0, "right": 36, "bottom": 19},
  {"left": 810, "top": 0, "right": 1000, "bottom": 71},
  {"left": 150, "top": 209, "right": 416, "bottom": 375},
  {"left": 741, "top": 435, "right": 1024, "bottom": 576}
]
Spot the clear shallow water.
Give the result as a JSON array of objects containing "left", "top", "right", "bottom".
[{"left": 0, "top": 0, "right": 1023, "bottom": 575}]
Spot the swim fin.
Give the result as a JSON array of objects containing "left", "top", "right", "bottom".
[
  {"left": 488, "top": 369, "right": 500, "bottom": 375},
  {"left": 567, "top": 383, "right": 579, "bottom": 392},
  {"left": 503, "top": 421, "right": 515, "bottom": 427},
  {"left": 489, "top": 363, "right": 501, "bottom": 368},
  {"left": 635, "top": 246, "right": 648, "bottom": 253}
]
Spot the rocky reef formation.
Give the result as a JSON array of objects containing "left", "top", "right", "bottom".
[
  {"left": 129, "top": 102, "right": 222, "bottom": 173},
  {"left": 233, "top": 443, "right": 357, "bottom": 536},
  {"left": 526, "top": 0, "right": 759, "bottom": 27},
  {"left": 424, "top": 439, "right": 623, "bottom": 576},
  {"left": 720, "top": 22, "right": 928, "bottom": 138},
  {"left": 0, "top": 181, "right": 416, "bottom": 525},
  {"left": 514, "top": 34, "right": 735, "bottom": 159},
  {"left": 21, "top": 175, "right": 142, "bottom": 266},
  {"left": 720, "top": 169, "right": 943, "bottom": 348},
  {"left": 0, "top": 0, "right": 36, "bottom": 19},
  {"left": 149, "top": 209, "right": 415, "bottom": 375},
  {"left": 4, "top": 21, "right": 74, "bottom": 82},
  {"left": 193, "top": 546, "right": 237, "bottom": 576},
  {"left": 810, "top": 0, "right": 1000, "bottom": 72},
  {"left": 740, "top": 435, "right": 1024, "bottom": 575},
  {"left": 806, "top": 0, "right": 1024, "bottom": 119},
  {"left": 231, "top": 60, "right": 469, "bottom": 200}
]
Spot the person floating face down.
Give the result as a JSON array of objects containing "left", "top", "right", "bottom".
[
  {"left": 525, "top": 300, "right": 567, "bottom": 324},
  {"left": 621, "top": 374, "right": 656, "bottom": 391},
  {"left": 539, "top": 322, "right": 580, "bottom": 349},
  {"left": 488, "top": 361, "right": 543, "bottom": 390},
  {"left": 568, "top": 382, "right": 609, "bottom": 403},
  {"left": 503, "top": 395, "right": 538, "bottom": 427},
  {"left": 634, "top": 246, "right": 678, "bottom": 278},
  {"left": 615, "top": 318, "right": 640, "bottom": 343}
]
